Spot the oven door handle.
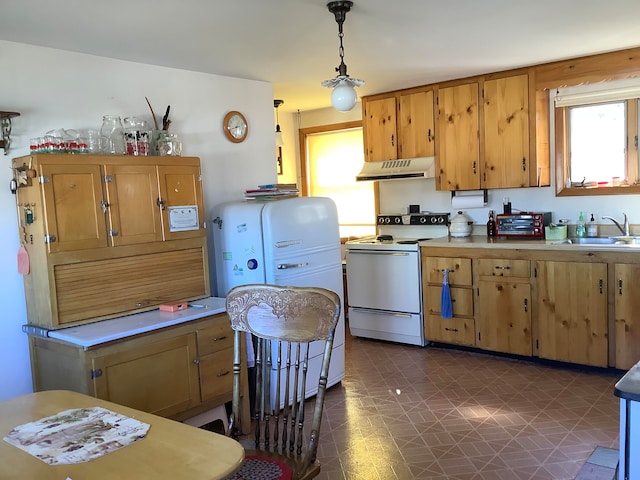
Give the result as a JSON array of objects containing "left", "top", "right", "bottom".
[
  {"left": 350, "top": 308, "right": 413, "bottom": 318},
  {"left": 347, "top": 251, "right": 411, "bottom": 256}
]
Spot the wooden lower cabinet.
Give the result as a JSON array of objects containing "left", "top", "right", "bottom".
[
  {"left": 29, "top": 313, "right": 243, "bottom": 422},
  {"left": 615, "top": 263, "right": 640, "bottom": 369},
  {"left": 477, "top": 259, "right": 532, "bottom": 356},
  {"left": 536, "top": 260, "right": 608, "bottom": 367},
  {"left": 423, "top": 256, "right": 475, "bottom": 346}
]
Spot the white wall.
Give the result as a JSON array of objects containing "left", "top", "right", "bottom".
[{"left": 0, "top": 41, "right": 277, "bottom": 401}]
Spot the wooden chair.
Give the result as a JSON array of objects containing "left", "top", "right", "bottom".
[{"left": 225, "top": 284, "right": 341, "bottom": 480}]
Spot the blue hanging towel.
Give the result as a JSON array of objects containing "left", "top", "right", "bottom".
[{"left": 441, "top": 269, "right": 453, "bottom": 318}]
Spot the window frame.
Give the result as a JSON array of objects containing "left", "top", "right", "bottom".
[
  {"left": 554, "top": 95, "right": 639, "bottom": 197},
  {"left": 298, "top": 120, "right": 379, "bottom": 242}
]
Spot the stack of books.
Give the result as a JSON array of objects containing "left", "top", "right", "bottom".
[{"left": 244, "top": 183, "right": 299, "bottom": 199}]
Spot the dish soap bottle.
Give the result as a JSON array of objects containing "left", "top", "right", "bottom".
[
  {"left": 576, "top": 211, "right": 587, "bottom": 238},
  {"left": 588, "top": 213, "right": 598, "bottom": 237}
]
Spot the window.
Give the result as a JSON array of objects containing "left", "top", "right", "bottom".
[
  {"left": 300, "top": 123, "right": 375, "bottom": 239},
  {"left": 554, "top": 81, "right": 640, "bottom": 196}
]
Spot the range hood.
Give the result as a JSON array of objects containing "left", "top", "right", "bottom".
[{"left": 355, "top": 157, "right": 435, "bottom": 182}]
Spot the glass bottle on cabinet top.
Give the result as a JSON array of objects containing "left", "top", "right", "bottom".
[{"left": 100, "top": 115, "right": 126, "bottom": 155}]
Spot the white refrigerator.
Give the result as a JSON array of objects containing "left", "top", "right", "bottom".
[{"left": 211, "top": 196, "right": 345, "bottom": 398}]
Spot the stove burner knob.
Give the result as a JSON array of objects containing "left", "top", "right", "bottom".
[
  {"left": 430, "top": 217, "right": 438, "bottom": 224},
  {"left": 438, "top": 216, "right": 446, "bottom": 224},
  {"left": 384, "top": 217, "right": 391, "bottom": 224},
  {"left": 393, "top": 217, "right": 401, "bottom": 224},
  {"left": 377, "top": 216, "right": 384, "bottom": 224},
  {"left": 419, "top": 216, "right": 427, "bottom": 224}
]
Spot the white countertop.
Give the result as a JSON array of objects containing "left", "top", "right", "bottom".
[
  {"left": 47, "top": 297, "right": 226, "bottom": 349},
  {"left": 419, "top": 235, "right": 640, "bottom": 252}
]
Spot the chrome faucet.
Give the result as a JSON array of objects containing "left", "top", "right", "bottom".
[{"left": 602, "top": 213, "right": 629, "bottom": 236}]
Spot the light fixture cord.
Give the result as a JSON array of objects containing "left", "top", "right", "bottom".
[{"left": 336, "top": 18, "right": 347, "bottom": 76}]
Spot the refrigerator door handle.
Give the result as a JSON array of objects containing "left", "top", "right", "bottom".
[{"left": 277, "top": 262, "right": 309, "bottom": 270}]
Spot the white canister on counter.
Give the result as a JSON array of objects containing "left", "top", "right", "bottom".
[{"left": 449, "top": 211, "right": 473, "bottom": 237}]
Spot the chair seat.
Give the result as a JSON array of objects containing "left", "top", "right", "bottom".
[{"left": 226, "top": 450, "right": 321, "bottom": 480}]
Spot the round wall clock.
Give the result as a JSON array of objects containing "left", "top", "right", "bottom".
[{"left": 223, "top": 111, "right": 248, "bottom": 143}]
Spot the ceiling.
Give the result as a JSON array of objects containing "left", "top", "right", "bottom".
[{"left": 3, "top": 0, "right": 640, "bottom": 112}]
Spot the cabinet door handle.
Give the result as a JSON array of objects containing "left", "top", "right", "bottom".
[
  {"left": 391, "top": 134, "right": 395, "bottom": 147},
  {"left": 472, "top": 161, "right": 477, "bottom": 174},
  {"left": 619, "top": 279, "right": 623, "bottom": 295},
  {"left": 523, "top": 298, "right": 528, "bottom": 312},
  {"left": 599, "top": 279, "right": 604, "bottom": 294},
  {"left": 427, "top": 129, "right": 433, "bottom": 142},
  {"left": 522, "top": 157, "right": 527, "bottom": 171},
  {"left": 217, "top": 370, "right": 231, "bottom": 377},
  {"left": 193, "top": 358, "right": 200, "bottom": 365}
]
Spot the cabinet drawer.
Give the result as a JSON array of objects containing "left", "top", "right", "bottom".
[
  {"left": 425, "top": 315, "right": 475, "bottom": 346},
  {"left": 425, "top": 285, "right": 473, "bottom": 316},
  {"left": 199, "top": 348, "right": 234, "bottom": 402},
  {"left": 477, "top": 258, "right": 530, "bottom": 278},
  {"left": 424, "top": 257, "right": 472, "bottom": 285},
  {"left": 197, "top": 318, "right": 233, "bottom": 356}
]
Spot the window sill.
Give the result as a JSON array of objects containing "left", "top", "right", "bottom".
[{"left": 556, "top": 184, "right": 640, "bottom": 197}]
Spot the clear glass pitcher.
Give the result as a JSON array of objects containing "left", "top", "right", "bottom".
[{"left": 100, "top": 115, "right": 126, "bottom": 155}]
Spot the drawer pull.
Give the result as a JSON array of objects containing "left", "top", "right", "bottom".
[
  {"left": 495, "top": 265, "right": 511, "bottom": 270},
  {"left": 212, "top": 336, "right": 227, "bottom": 342},
  {"left": 444, "top": 327, "right": 459, "bottom": 332},
  {"left": 217, "top": 370, "right": 231, "bottom": 377}
]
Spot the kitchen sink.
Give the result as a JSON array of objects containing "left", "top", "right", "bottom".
[{"left": 556, "top": 236, "right": 640, "bottom": 246}]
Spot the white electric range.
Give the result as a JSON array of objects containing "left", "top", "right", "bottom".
[{"left": 345, "top": 213, "right": 449, "bottom": 346}]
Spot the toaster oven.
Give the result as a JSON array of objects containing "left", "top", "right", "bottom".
[{"left": 496, "top": 212, "right": 552, "bottom": 238}]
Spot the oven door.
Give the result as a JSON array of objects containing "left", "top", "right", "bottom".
[{"left": 346, "top": 249, "right": 421, "bottom": 313}]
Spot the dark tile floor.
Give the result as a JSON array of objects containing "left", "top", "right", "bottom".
[{"left": 313, "top": 329, "right": 622, "bottom": 480}]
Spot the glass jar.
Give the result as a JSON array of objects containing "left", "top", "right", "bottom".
[
  {"left": 157, "top": 132, "right": 182, "bottom": 156},
  {"left": 99, "top": 115, "right": 126, "bottom": 155},
  {"left": 123, "top": 117, "right": 151, "bottom": 156}
]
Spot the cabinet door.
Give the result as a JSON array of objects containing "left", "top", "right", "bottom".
[
  {"left": 483, "top": 74, "right": 530, "bottom": 189},
  {"left": 478, "top": 280, "right": 532, "bottom": 356},
  {"left": 615, "top": 264, "right": 640, "bottom": 369},
  {"left": 425, "top": 315, "right": 475, "bottom": 346},
  {"left": 437, "top": 83, "right": 480, "bottom": 191},
  {"left": 363, "top": 96, "right": 397, "bottom": 162},
  {"left": 40, "top": 163, "right": 108, "bottom": 253},
  {"left": 399, "top": 90, "right": 435, "bottom": 159},
  {"left": 536, "top": 261, "right": 608, "bottom": 367},
  {"left": 92, "top": 334, "right": 200, "bottom": 418},
  {"left": 157, "top": 164, "right": 206, "bottom": 241},
  {"left": 425, "top": 285, "right": 473, "bottom": 316},
  {"left": 103, "top": 164, "right": 163, "bottom": 246}
]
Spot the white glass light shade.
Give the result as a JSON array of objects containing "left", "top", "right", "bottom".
[
  {"left": 275, "top": 128, "right": 284, "bottom": 147},
  {"left": 331, "top": 82, "right": 357, "bottom": 111}
]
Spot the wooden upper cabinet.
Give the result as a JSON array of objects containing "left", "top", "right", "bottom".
[
  {"left": 437, "top": 82, "right": 480, "bottom": 191},
  {"left": 158, "top": 164, "right": 205, "bottom": 241},
  {"left": 40, "top": 163, "right": 109, "bottom": 253},
  {"left": 103, "top": 164, "right": 163, "bottom": 246},
  {"left": 483, "top": 74, "right": 530, "bottom": 189},
  {"left": 363, "top": 96, "right": 397, "bottom": 162},
  {"left": 398, "top": 90, "right": 435, "bottom": 159}
]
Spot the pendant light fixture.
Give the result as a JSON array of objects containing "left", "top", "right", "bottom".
[
  {"left": 321, "top": 1, "right": 364, "bottom": 112},
  {"left": 274, "top": 99, "right": 284, "bottom": 147}
]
